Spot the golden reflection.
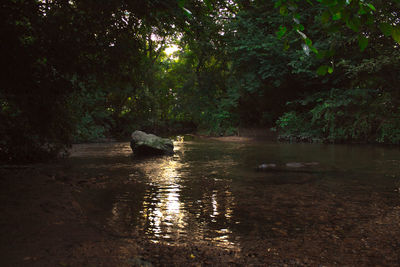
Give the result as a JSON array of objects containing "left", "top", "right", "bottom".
[
  {"left": 211, "top": 190, "right": 219, "bottom": 219},
  {"left": 108, "top": 141, "right": 238, "bottom": 249},
  {"left": 224, "top": 190, "right": 234, "bottom": 219},
  {"left": 140, "top": 154, "right": 186, "bottom": 241}
]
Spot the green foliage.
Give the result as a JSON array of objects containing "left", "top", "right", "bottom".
[
  {"left": 317, "top": 65, "right": 333, "bottom": 76},
  {"left": 358, "top": 36, "right": 368, "bottom": 52},
  {"left": 276, "top": 111, "right": 309, "bottom": 140},
  {"left": 0, "top": 0, "right": 189, "bottom": 162},
  {"left": 68, "top": 87, "right": 111, "bottom": 143},
  {"left": 73, "top": 113, "right": 108, "bottom": 142},
  {"left": 2, "top": 0, "right": 400, "bottom": 163},
  {"left": 277, "top": 89, "right": 400, "bottom": 144},
  {"left": 225, "top": 2, "right": 325, "bottom": 126},
  {"left": 273, "top": 0, "right": 400, "bottom": 145},
  {"left": 274, "top": 0, "right": 400, "bottom": 60}
]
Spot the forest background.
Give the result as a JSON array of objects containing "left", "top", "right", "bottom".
[{"left": 1, "top": 0, "right": 400, "bottom": 162}]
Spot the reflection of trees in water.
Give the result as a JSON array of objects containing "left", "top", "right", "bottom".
[{"left": 178, "top": 179, "right": 236, "bottom": 246}]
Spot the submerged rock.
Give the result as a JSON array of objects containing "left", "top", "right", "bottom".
[
  {"left": 256, "top": 163, "right": 277, "bottom": 171},
  {"left": 286, "top": 162, "right": 320, "bottom": 168},
  {"left": 303, "top": 162, "right": 320, "bottom": 166},
  {"left": 285, "top": 162, "right": 305, "bottom": 168},
  {"left": 257, "top": 162, "right": 320, "bottom": 171},
  {"left": 130, "top": 130, "right": 174, "bottom": 156}
]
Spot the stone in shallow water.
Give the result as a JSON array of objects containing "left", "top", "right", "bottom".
[
  {"left": 130, "top": 130, "right": 174, "bottom": 156},
  {"left": 285, "top": 162, "right": 305, "bottom": 168},
  {"left": 257, "top": 163, "right": 277, "bottom": 171},
  {"left": 257, "top": 162, "right": 320, "bottom": 171},
  {"left": 304, "top": 162, "right": 319, "bottom": 166}
]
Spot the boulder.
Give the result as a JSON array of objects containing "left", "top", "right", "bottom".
[{"left": 130, "top": 131, "right": 174, "bottom": 156}]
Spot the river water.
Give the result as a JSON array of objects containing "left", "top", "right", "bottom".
[{"left": 67, "top": 137, "right": 400, "bottom": 255}]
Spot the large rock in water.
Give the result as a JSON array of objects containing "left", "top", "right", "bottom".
[{"left": 130, "top": 131, "right": 174, "bottom": 156}]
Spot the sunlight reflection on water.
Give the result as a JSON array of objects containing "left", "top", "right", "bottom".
[
  {"left": 105, "top": 140, "right": 238, "bottom": 249},
  {"left": 72, "top": 139, "right": 400, "bottom": 253}
]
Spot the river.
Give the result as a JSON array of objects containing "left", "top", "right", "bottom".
[{"left": 66, "top": 137, "right": 400, "bottom": 263}]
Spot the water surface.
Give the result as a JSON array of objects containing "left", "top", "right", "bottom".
[{"left": 68, "top": 138, "right": 400, "bottom": 251}]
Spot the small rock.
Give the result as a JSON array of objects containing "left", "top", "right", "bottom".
[
  {"left": 257, "top": 163, "right": 277, "bottom": 171},
  {"left": 285, "top": 162, "right": 305, "bottom": 168}
]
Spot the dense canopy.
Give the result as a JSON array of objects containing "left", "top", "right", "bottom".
[{"left": 1, "top": 0, "right": 399, "bottom": 162}]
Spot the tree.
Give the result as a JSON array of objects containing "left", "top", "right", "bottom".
[{"left": 0, "top": 0, "right": 188, "bottom": 162}]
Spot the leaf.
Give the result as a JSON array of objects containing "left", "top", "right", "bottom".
[
  {"left": 276, "top": 25, "right": 287, "bottom": 39},
  {"left": 328, "top": 66, "right": 334, "bottom": 74},
  {"left": 358, "top": 35, "right": 368, "bottom": 51},
  {"left": 310, "top": 45, "right": 319, "bottom": 54},
  {"left": 294, "top": 24, "right": 305, "bottom": 31},
  {"left": 366, "top": 3, "right": 376, "bottom": 11},
  {"left": 280, "top": 5, "right": 288, "bottom": 16},
  {"left": 274, "top": 0, "right": 282, "bottom": 8},
  {"left": 379, "top": 23, "right": 393, "bottom": 37},
  {"left": 302, "top": 36, "right": 318, "bottom": 55},
  {"left": 392, "top": 26, "right": 400, "bottom": 44},
  {"left": 317, "top": 65, "right": 329, "bottom": 76},
  {"left": 332, "top": 12, "right": 341, "bottom": 20},
  {"left": 284, "top": 40, "right": 290, "bottom": 50},
  {"left": 305, "top": 38, "right": 312, "bottom": 47}
]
